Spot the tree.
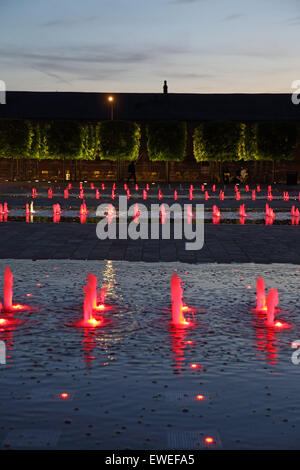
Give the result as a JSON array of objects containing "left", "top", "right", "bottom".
[
  {"left": 47, "top": 121, "right": 82, "bottom": 160},
  {"left": 146, "top": 121, "right": 187, "bottom": 161},
  {"left": 98, "top": 121, "right": 141, "bottom": 161},
  {"left": 0, "top": 120, "right": 32, "bottom": 159},
  {"left": 256, "top": 122, "right": 298, "bottom": 161},
  {"left": 193, "top": 121, "right": 243, "bottom": 162}
]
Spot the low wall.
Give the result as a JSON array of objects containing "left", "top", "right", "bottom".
[{"left": 0, "top": 158, "right": 300, "bottom": 184}]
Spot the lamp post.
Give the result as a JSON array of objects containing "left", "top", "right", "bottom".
[
  {"left": 108, "top": 96, "right": 120, "bottom": 180},
  {"left": 108, "top": 95, "right": 114, "bottom": 121}
]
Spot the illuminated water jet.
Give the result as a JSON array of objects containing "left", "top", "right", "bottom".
[
  {"left": 212, "top": 205, "right": 221, "bottom": 217},
  {"left": 256, "top": 277, "right": 266, "bottom": 311},
  {"left": 266, "top": 289, "right": 279, "bottom": 327},
  {"left": 82, "top": 274, "right": 102, "bottom": 327},
  {"left": 3, "top": 266, "right": 13, "bottom": 312},
  {"left": 170, "top": 271, "right": 192, "bottom": 327}
]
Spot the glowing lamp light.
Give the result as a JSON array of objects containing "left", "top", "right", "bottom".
[
  {"left": 60, "top": 393, "right": 70, "bottom": 400},
  {"left": 95, "top": 304, "right": 105, "bottom": 311},
  {"left": 274, "top": 321, "right": 290, "bottom": 329},
  {"left": 108, "top": 96, "right": 114, "bottom": 102},
  {"left": 196, "top": 394, "right": 205, "bottom": 401},
  {"left": 12, "top": 304, "right": 25, "bottom": 310},
  {"left": 190, "top": 363, "right": 201, "bottom": 369},
  {"left": 87, "top": 318, "right": 102, "bottom": 327},
  {"left": 0, "top": 318, "right": 7, "bottom": 325},
  {"left": 26, "top": 293, "right": 33, "bottom": 297},
  {"left": 204, "top": 436, "right": 215, "bottom": 445}
]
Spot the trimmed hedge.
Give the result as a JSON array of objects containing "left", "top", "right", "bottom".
[
  {"left": 98, "top": 121, "right": 140, "bottom": 161},
  {"left": 80, "top": 123, "right": 100, "bottom": 160},
  {"left": 47, "top": 121, "right": 83, "bottom": 160},
  {"left": 256, "top": 122, "right": 298, "bottom": 161},
  {"left": 146, "top": 121, "right": 187, "bottom": 161},
  {"left": 30, "top": 122, "right": 50, "bottom": 159},
  {"left": 193, "top": 121, "right": 243, "bottom": 162},
  {"left": 0, "top": 120, "right": 33, "bottom": 159}
]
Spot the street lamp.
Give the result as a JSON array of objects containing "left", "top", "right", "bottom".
[
  {"left": 108, "top": 96, "right": 114, "bottom": 120},
  {"left": 108, "top": 95, "right": 120, "bottom": 179}
]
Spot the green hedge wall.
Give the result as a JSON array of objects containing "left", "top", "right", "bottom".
[
  {"left": 29, "top": 122, "right": 50, "bottom": 159},
  {"left": 79, "top": 123, "right": 100, "bottom": 160},
  {"left": 47, "top": 121, "right": 83, "bottom": 160},
  {"left": 256, "top": 122, "right": 298, "bottom": 161},
  {"left": 0, "top": 120, "right": 33, "bottom": 159},
  {"left": 0, "top": 119, "right": 299, "bottom": 163},
  {"left": 146, "top": 121, "right": 187, "bottom": 161},
  {"left": 193, "top": 121, "right": 243, "bottom": 162},
  {"left": 98, "top": 121, "right": 141, "bottom": 161}
]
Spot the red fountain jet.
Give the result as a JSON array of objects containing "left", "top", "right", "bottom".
[
  {"left": 82, "top": 274, "right": 102, "bottom": 327},
  {"left": 266, "top": 289, "right": 279, "bottom": 327},
  {"left": 213, "top": 205, "right": 221, "bottom": 217},
  {"left": 256, "top": 277, "right": 267, "bottom": 312},
  {"left": 239, "top": 204, "right": 247, "bottom": 217},
  {"left": 3, "top": 266, "right": 28, "bottom": 313},
  {"left": 170, "top": 271, "right": 191, "bottom": 327}
]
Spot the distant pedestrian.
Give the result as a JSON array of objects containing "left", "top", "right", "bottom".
[{"left": 127, "top": 161, "right": 137, "bottom": 185}]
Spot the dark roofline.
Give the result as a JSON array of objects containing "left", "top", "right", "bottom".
[{"left": 0, "top": 91, "right": 299, "bottom": 121}]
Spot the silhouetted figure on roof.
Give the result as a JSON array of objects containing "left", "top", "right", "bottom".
[{"left": 163, "top": 80, "right": 168, "bottom": 94}]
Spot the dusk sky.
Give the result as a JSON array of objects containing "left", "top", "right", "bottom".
[{"left": 1, "top": 0, "right": 300, "bottom": 93}]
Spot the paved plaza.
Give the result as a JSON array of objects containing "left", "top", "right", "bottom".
[{"left": 0, "top": 182, "right": 298, "bottom": 263}]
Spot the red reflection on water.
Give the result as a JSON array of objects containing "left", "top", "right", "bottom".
[
  {"left": 82, "top": 329, "right": 98, "bottom": 367},
  {"left": 253, "top": 313, "right": 278, "bottom": 365},
  {"left": 190, "top": 363, "right": 202, "bottom": 369},
  {"left": 0, "top": 322, "right": 15, "bottom": 363},
  {"left": 169, "top": 325, "right": 189, "bottom": 374},
  {"left": 80, "top": 214, "right": 87, "bottom": 224}
]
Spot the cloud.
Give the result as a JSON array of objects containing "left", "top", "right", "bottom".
[
  {"left": 170, "top": 0, "right": 204, "bottom": 4},
  {"left": 42, "top": 16, "right": 101, "bottom": 28},
  {"left": 0, "top": 43, "right": 194, "bottom": 83},
  {"left": 284, "top": 15, "right": 300, "bottom": 25},
  {"left": 222, "top": 14, "right": 245, "bottom": 22}
]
